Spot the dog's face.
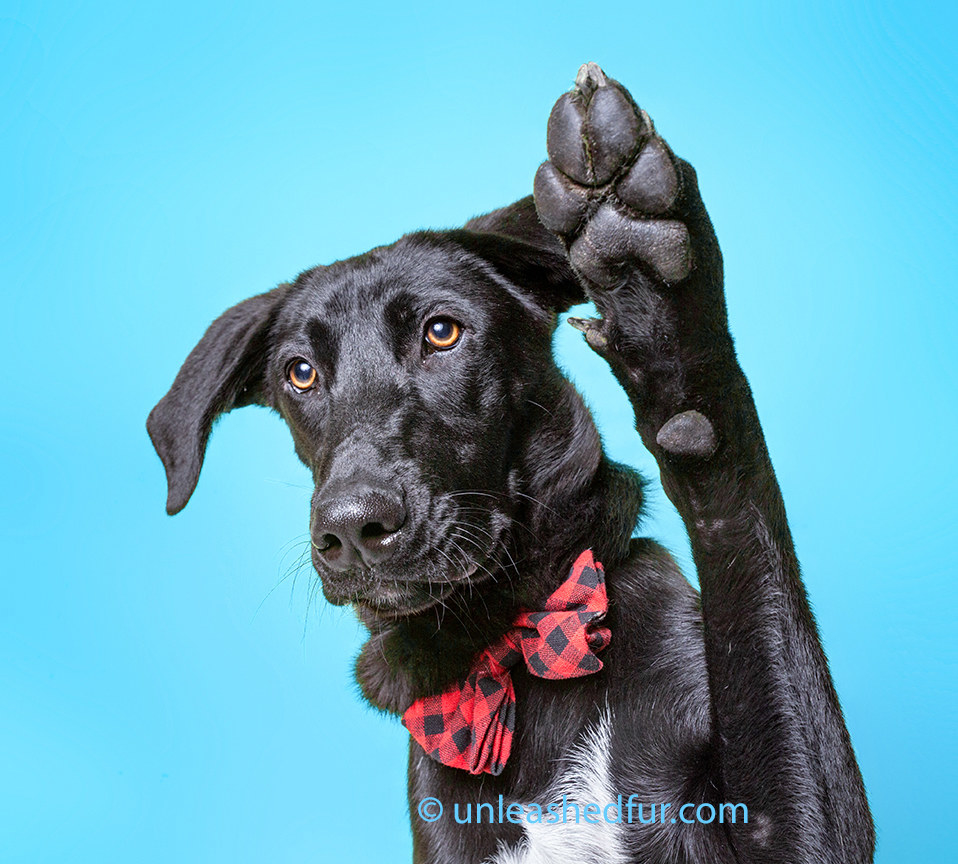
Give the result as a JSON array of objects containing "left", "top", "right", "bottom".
[
  {"left": 272, "top": 239, "right": 559, "bottom": 618},
  {"left": 148, "top": 226, "right": 585, "bottom": 621}
]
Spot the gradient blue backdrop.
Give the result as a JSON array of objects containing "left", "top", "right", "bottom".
[{"left": 2, "top": 1, "right": 955, "bottom": 860}]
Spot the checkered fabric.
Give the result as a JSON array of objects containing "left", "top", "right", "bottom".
[{"left": 402, "top": 549, "right": 610, "bottom": 775}]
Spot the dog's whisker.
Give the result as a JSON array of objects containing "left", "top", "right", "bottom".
[
  {"left": 377, "top": 630, "right": 390, "bottom": 668},
  {"left": 434, "top": 543, "right": 469, "bottom": 582},
  {"left": 450, "top": 504, "right": 538, "bottom": 541},
  {"left": 426, "top": 574, "right": 473, "bottom": 634},
  {"left": 513, "top": 490, "right": 560, "bottom": 517},
  {"left": 447, "top": 526, "right": 493, "bottom": 558},
  {"left": 447, "top": 534, "right": 496, "bottom": 583},
  {"left": 443, "top": 490, "right": 503, "bottom": 500},
  {"left": 263, "top": 478, "right": 315, "bottom": 490},
  {"left": 448, "top": 530, "right": 497, "bottom": 575},
  {"left": 252, "top": 536, "right": 314, "bottom": 623},
  {"left": 451, "top": 520, "right": 498, "bottom": 544},
  {"left": 525, "top": 399, "right": 556, "bottom": 418},
  {"left": 448, "top": 536, "right": 497, "bottom": 622},
  {"left": 287, "top": 548, "right": 314, "bottom": 605}
]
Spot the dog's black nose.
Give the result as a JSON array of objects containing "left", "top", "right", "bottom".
[{"left": 311, "top": 487, "right": 406, "bottom": 570}]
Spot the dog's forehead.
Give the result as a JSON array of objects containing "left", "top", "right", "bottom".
[{"left": 280, "top": 240, "right": 500, "bottom": 332}]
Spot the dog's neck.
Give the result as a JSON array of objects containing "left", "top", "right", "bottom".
[{"left": 354, "top": 378, "right": 644, "bottom": 715}]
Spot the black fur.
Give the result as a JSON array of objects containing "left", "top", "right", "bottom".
[{"left": 148, "top": 65, "right": 873, "bottom": 863}]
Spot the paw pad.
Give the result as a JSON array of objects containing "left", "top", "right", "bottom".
[
  {"left": 656, "top": 410, "right": 717, "bottom": 458},
  {"left": 533, "top": 161, "right": 589, "bottom": 235},
  {"left": 569, "top": 205, "right": 691, "bottom": 286},
  {"left": 545, "top": 69, "right": 646, "bottom": 187},
  {"left": 534, "top": 63, "right": 690, "bottom": 288},
  {"left": 616, "top": 137, "right": 678, "bottom": 215}
]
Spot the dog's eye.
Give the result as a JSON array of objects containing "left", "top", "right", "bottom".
[
  {"left": 424, "top": 318, "right": 461, "bottom": 350},
  {"left": 287, "top": 359, "right": 317, "bottom": 391}
]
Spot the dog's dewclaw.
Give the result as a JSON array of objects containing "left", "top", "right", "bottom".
[
  {"left": 567, "top": 316, "right": 609, "bottom": 348},
  {"left": 656, "top": 410, "right": 718, "bottom": 458}
]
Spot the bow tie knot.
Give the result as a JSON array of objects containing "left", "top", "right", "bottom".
[{"left": 402, "top": 549, "right": 610, "bottom": 775}]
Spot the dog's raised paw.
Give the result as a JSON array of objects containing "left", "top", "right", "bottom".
[{"left": 534, "top": 63, "right": 691, "bottom": 288}]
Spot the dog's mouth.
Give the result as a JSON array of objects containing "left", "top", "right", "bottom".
[
  {"left": 316, "top": 535, "right": 505, "bottom": 620},
  {"left": 352, "top": 582, "right": 457, "bottom": 618}
]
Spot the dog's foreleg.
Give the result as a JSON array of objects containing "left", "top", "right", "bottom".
[{"left": 534, "top": 64, "right": 874, "bottom": 863}]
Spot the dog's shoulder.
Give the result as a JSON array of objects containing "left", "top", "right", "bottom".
[
  {"left": 603, "top": 537, "right": 709, "bottom": 716},
  {"left": 607, "top": 537, "right": 703, "bottom": 648}
]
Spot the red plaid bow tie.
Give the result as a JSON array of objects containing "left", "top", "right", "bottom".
[{"left": 402, "top": 549, "right": 610, "bottom": 776}]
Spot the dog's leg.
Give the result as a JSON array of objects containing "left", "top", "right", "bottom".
[{"left": 534, "top": 65, "right": 874, "bottom": 862}]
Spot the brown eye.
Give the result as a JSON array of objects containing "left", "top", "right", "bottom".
[
  {"left": 288, "top": 359, "right": 317, "bottom": 391},
  {"left": 424, "top": 318, "right": 461, "bottom": 350}
]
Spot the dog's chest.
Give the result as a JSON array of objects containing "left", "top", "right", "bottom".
[{"left": 485, "top": 707, "right": 630, "bottom": 864}]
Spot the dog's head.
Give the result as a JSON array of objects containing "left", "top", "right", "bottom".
[{"left": 148, "top": 205, "right": 609, "bottom": 621}]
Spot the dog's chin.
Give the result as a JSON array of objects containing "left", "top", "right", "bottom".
[
  {"left": 352, "top": 584, "right": 454, "bottom": 620},
  {"left": 317, "top": 556, "right": 495, "bottom": 621}
]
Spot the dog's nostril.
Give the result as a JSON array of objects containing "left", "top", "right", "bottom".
[
  {"left": 361, "top": 522, "right": 389, "bottom": 541},
  {"left": 319, "top": 534, "right": 342, "bottom": 553}
]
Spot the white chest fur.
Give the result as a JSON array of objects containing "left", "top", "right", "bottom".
[{"left": 486, "top": 707, "right": 629, "bottom": 864}]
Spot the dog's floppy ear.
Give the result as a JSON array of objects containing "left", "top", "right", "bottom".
[
  {"left": 147, "top": 284, "right": 290, "bottom": 515},
  {"left": 445, "top": 228, "right": 586, "bottom": 315},
  {"left": 452, "top": 195, "right": 586, "bottom": 313}
]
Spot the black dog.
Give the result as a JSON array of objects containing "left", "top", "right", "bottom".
[{"left": 148, "top": 65, "right": 874, "bottom": 863}]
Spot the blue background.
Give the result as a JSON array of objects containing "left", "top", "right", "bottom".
[{"left": 2, "top": 1, "right": 955, "bottom": 860}]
